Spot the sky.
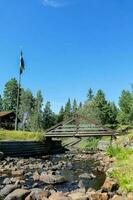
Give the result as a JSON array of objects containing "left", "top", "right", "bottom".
[{"left": 0, "top": 0, "right": 133, "bottom": 112}]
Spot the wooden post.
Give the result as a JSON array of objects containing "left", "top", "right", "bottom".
[
  {"left": 75, "top": 114, "right": 79, "bottom": 137},
  {"left": 110, "top": 134, "right": 113, "bottom": 145}
]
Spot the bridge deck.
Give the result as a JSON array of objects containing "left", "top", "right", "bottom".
[{"left": 46, "top": 133, "right": 119, "bottom": 138}]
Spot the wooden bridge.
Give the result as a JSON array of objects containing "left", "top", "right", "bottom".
[{"left": 46, "top": 114, "right": 123, "bottom": 139}]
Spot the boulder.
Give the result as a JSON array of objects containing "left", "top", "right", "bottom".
[
  {"left": 40, "top": 173, "right": 67, "bottom": 184},
  {"left": 3, "top": 178, "right": 12, "bottom": 185},
  {"left": 49, "top": 192, "right": 71, "bottom": 200},
  {"left": 25, "top": 188, "right": 50, "bottom": 200},
  {"left": 127, "top": 192, "right": 133, "bottom": 200},
  {"left": 0, "top": 183, "right": 18, "bottom": 198},
  {"left": 111, "top": 195, "right": 123, "bottom": 200},
  {"left": 90, "top": 192, "right": 108, "bottom": 200},
  {"left": 68, "top": 190, "right": 88, "bottom": 200},
  {"left": 79, "top": 173, "right": 96, "bottom": 180},
  {"left": 97, "top": 141, "right": 110, "bottom": 151},
  {"left": 33, "top": 171, "right": 40, "bottom": 181},
  {"left": 4, "top": 189, "right": 30, "bottom": 200},
  {"left": 12, "top": 170, "right": 24, "bottom": 177},
  {"left": 102, "top": 178, "right": 119, "bottom": 192}
]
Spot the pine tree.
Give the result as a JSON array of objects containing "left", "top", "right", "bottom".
[
  {"left": 87, "top": 88, "right": 94, "bottom": 102},
  {"left": 58, "top": 106, "right": 64, "bottom": 123},
  {"left": 117, "top": 90, "right": 133, "bottom": 124},
  {"left": 19, "top": 89, "right": 34, "bottom": 130},
  {"left": 0, "top": 95, "right": 3, "bottom": 111},
  {"left": 106, "top": 102, "right": 118, "bottom": 124},
  {"left": 94, "top": 89, "right": 107, "bottom": 124},
  {"left": 43, "top": 101, "right": 56, "bottom": 130},
  {"left": 72, "top": 99, "right": 78, "bottom": 113},
  {"left": 64, "top": 98, "right": 72, "bottom": 121},
  {"left": 31, "top": 90, "right": 43, "bottom": 131},
  {"left": 3, "top": 78, "right": 18, "bottom": 111},
  {"left": 79, "top": 102, "right": 82, "bottom": 108}
]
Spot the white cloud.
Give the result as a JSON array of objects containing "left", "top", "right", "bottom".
[{"left": 43, "top": 0, "right": 66, "bottom": 8}]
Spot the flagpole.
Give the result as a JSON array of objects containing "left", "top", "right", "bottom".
[{"left": 15, "top": 69, "right": 21, "bottom": 130}]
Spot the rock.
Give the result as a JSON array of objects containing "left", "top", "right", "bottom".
[
  {"left": 49, "top": 192, "right": 71, "bottom": 200},
  {"left": 4, "top": 189, "right": 30, "bottom": 200},
  {"left": 79, "top": 173, "right": 96, "bottom": 180},
  {"left": 127, "top": 193, "right": 133, "bottom": 200},
  {"left": 0, "top": 168, "right": 7, "bottom": 173},
  {"left": 68, "top": 190, "right": 88, "bottom": 200},
  {"left": 0, "top": 183, "right": 18, "bottom": 198},
  {"left": 3, "top": 178, "right": 12, "bottom": 185},
  {"left": 102, "top": 178, "right": 119, "bottom": 192},
  {"left": 97, "top": 141, "right": 110, "bottom": 151},
  {"left": 86, "top": 188, "right": 96, "bottom": 198},
  {"left": 78, "top": 180, "right": 86, "bottom": 191},
  {"left": 25, "top": 188, "right": 50, "bottom": 200},
  {"left": 40, "top": 173, "right": 67, "bottom": 184},
  {"left": 33, "top": 171, "right": 40, "bottom": 181},
  {"left": 12, "top": 170, "right": 24, "bottom": 176},
  {"left": 90, "top": 192, "right": 108, "bottom": 200},
  {"left": 111, "top": 195, "right": 123, "bottom": 200}
]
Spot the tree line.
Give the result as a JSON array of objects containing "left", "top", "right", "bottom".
[{"left": 0, "top": 78, "right": 133, "bottom": 131}]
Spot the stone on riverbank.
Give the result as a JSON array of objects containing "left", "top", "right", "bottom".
[
  {"left": 40, "top": 173, "right": 67, "bottom": 184},
  {"left": 25, "top": 188, "right": 50, "bottom": 200},
  {"left": 68, "top": 189, "right": 88, "bottom": 200},
  {"left": 4, "top": 189, "right": 30, "bottom": 200},
  {"left": 97, "top": 141, "right": 110, "bottom": 151},
  {"left": 102, "top": 177, "right": 119, "bottom": 192},
  {"left": 111, "top": 195, "right": 123, "bottom": 200},
  {"left": 0, "top": 183, "right": 18, "bottom": 198},
  {"left": 49, "top": 192, "right": 71, "bottom": 200}
]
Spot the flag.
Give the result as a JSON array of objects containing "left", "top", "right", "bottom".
[{"left": 20, "top": 51, "right": 25, "bottom": 75}]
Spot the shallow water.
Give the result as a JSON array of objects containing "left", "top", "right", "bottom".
[
  {"left": 50, "top": 154, "right": 106, "bottom": 192},
  {"left": 0, "top": 153, "right": 106, "bottom": 193}
]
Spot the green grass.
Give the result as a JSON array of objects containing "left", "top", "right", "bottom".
[
  {"left": 0, "top": 130, "right": 45, "bottom": 141},
  {"left": 76, "top": 138, "right": 100, "bottom": 150},
  {"left": 106, "top": 131, "right": 133, "bottom": 192}
]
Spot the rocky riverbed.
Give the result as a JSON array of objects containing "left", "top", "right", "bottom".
[{"left": 0, "top": 152, "right": 132, "bottom": 200}]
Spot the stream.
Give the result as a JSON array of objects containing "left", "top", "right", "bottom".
[{"left": 0, "top": 152, "right": 106, "bottom": 196}]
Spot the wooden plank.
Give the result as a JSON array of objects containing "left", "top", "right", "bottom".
[
  {"left": 46, "top": 118, "right": 75, "bottom": 133},
  {"left": 49, "top": 129, "right": 107, "bottom": 132},
  {"left": 46, "top": 133, "right": 117, "bottom": 137},
  {"left": 47, "top": 131, "right": 116, "bottom": 135}
]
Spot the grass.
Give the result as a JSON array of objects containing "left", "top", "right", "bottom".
[
  {"left": 76, "top": 138, "right": 100, "bottom": 150},
  {"left": 106, "top": 131, "right": 133, "bottom": 192},
  {"left": 0, "top": 129, "right": 45, "bottom": 141}
]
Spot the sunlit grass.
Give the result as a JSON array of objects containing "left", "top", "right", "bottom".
[
  {"left": 106, "top": 131, "right": 133, "bottom": 192},
  {"left": 76, "top": 138, "right": 100, "bottom": 149},
  {"left": 0, "top": 130, "right": 45, "bottom": 141}
]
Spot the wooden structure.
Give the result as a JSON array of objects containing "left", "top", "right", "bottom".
[
  {"left": 0, "top": 139, "right": 63, "bottom": 157},
  {"left": 0, "top": 111, "right": 16, "bottom": 130},
  {"left": 46, "top": 114, "right": 122, "bottom": 139}
]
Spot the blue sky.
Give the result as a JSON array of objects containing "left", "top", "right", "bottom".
[{"left": 0, "top": 0, "right": 133, "bottom": 112}]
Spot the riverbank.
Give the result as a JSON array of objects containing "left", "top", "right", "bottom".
[
  {"left": 106, "top": 131, "right": 133, "bottom": 195},
  {"left": 0, "top": 130, "right": 44, "bottom": 141},
  {"left": 63, "top": 132, "right": 133, "bottom": 198}
]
